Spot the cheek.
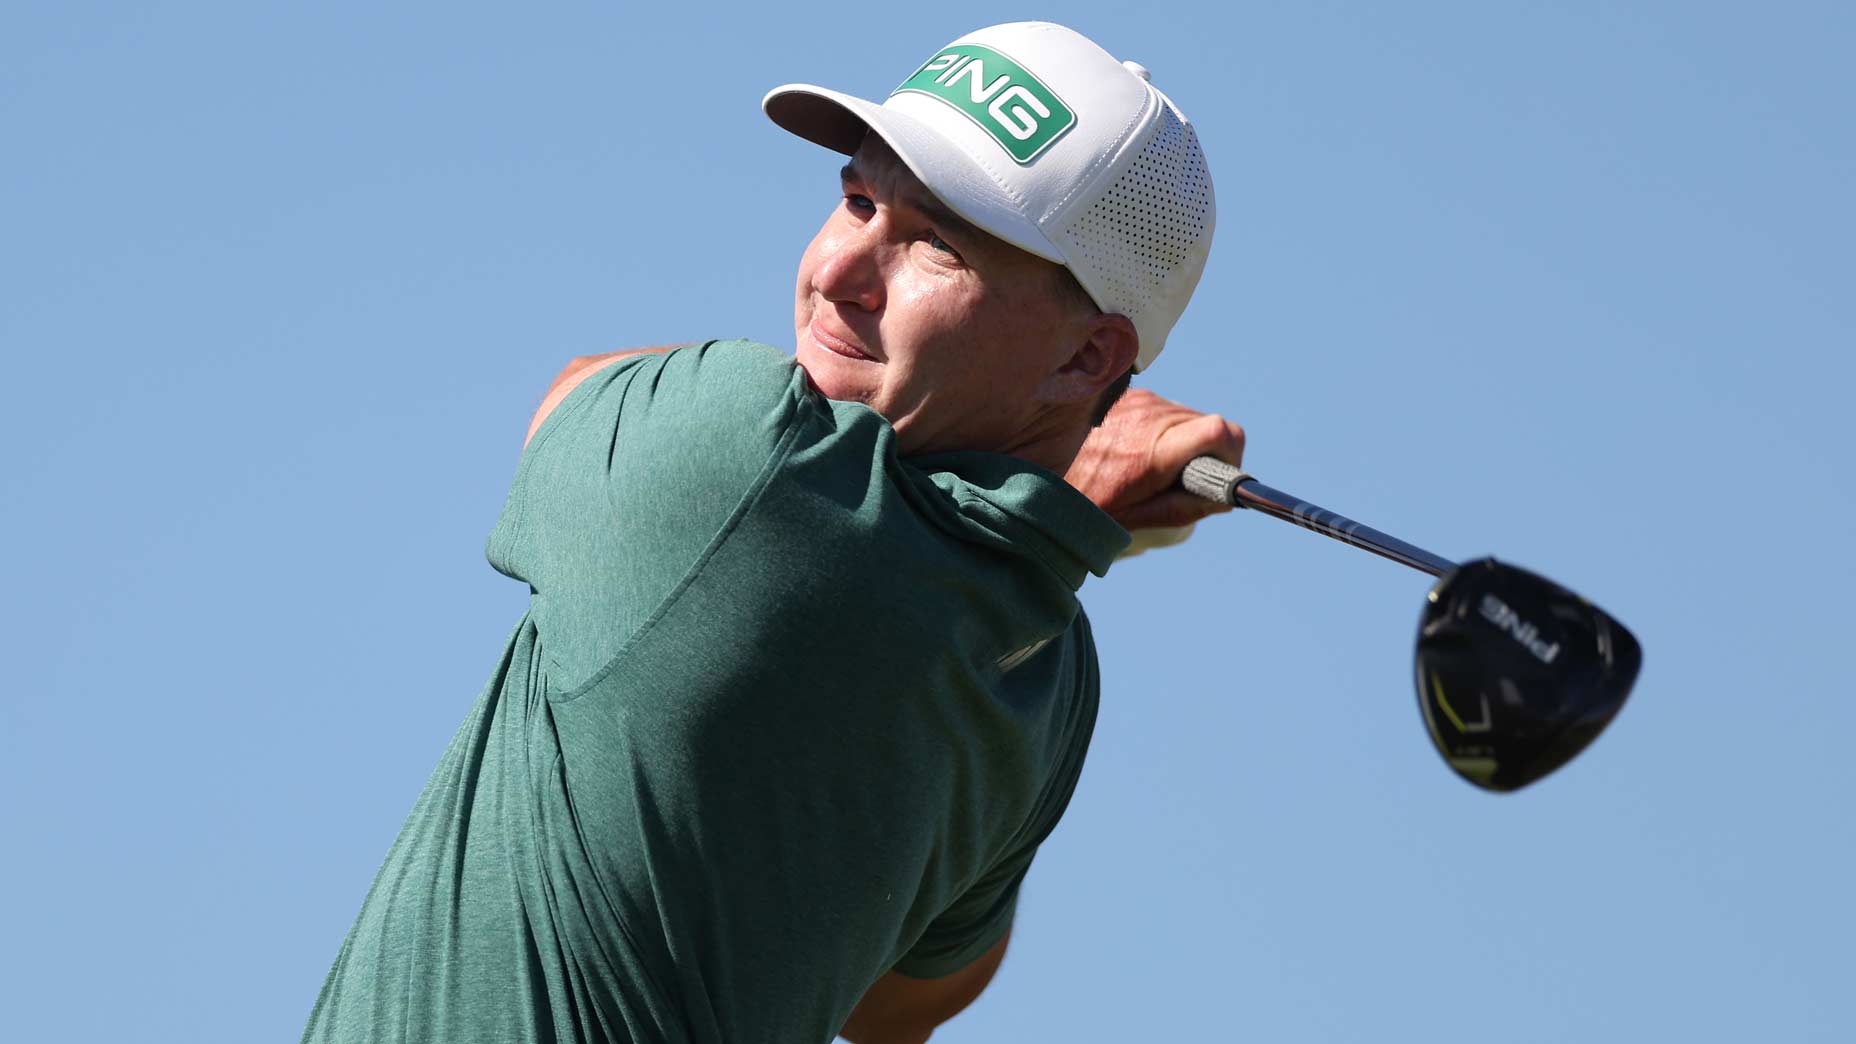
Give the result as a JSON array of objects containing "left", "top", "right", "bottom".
[
  {"left": 994, "top": 290, "right": 1059, "bottom": 342},
  {"left": 945, "top": 292, "right": 1044, "bottom": 373},
  {"left": 886, "top": 281, "right": 977, "bottom": 375},
  {"left": 794, "top": 228, "right": 828, "bottom": 299},
  {"left": 888, "top": 275, "right": 953, "bottom": 319}
]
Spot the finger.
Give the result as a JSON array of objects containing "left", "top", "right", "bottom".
[
  {"left": 1152, "top": 412, "right": 1246, "bottom": 474},
  {"left": 1115, "top": 489, "right": 1235, "bottom": 530}
]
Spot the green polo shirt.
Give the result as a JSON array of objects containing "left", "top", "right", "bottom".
[{"left": 301, "top": 341, "right": 1128, "bottom": 1044}]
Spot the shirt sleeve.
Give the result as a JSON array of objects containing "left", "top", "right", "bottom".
[
  {"left": 890, "top": 612, "right": 1102, "bottom": 980},
  {"left": 890, "top": 848, "right": 1035, "bottom": 979},
  {"left": 487, "top": 340, "right": 815, "bottom": 691}
]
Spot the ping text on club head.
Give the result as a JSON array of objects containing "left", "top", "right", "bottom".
[{"left": 1478, "top": 593, "right": 1561, "bottom": 664}]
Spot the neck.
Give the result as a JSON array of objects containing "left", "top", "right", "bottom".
[{"left": 991, "top": 406, "right": 1095, "bottom": 478}]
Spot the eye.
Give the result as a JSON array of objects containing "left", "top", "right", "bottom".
[
  {"left": 919, "top": 231, "right": 966, "bottom": 269},
  {"left": 843, "top": 193, "right": 875, "bottom": 214}
]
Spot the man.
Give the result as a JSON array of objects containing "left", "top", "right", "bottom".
[{"left": 303, "top": 21, "right": 1243, "bottom": 1044}]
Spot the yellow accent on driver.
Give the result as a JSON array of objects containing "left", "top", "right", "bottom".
[{"left": 1431, "top": 674, "right": 1468, "bottom": 733}]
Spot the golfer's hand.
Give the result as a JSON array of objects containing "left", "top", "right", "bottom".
[{"left": 1065, "top": 389, "right": 1246, "bottom": 533}]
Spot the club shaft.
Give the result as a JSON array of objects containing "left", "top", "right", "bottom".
[{"left": 1180, "top": 456, "right": 1458, "bottom": 578}]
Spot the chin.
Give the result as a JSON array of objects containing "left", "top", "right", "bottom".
[{"left": 794, "top": 341, "right": 876, "bottom": 406}]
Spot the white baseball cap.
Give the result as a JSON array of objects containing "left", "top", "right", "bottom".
[{"left": 764, "top": 21, "right": 1215, "bottom": 372}]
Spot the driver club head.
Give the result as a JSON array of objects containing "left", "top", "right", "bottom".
[{"left": 1415, "top": 557, "right": 1642, "bottom": 792}]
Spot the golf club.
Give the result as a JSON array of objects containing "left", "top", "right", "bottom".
[{"left": 1180, "top": 456, "right": 1642, "bottom": 792}]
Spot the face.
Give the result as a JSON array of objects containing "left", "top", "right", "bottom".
[{"left": 793, "top": 136, "right": 1102, "bottom": 457}]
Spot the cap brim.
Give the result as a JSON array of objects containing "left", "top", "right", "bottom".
[{"left": 762, "top": 84, "right": 1064, "bottom": 263}]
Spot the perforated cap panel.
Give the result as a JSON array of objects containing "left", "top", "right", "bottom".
[{"left": 1054, "top": 94, "right": 1214, "bottom": 370}]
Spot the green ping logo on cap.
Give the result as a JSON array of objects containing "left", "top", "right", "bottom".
[{"left": 891, "top": 45, "right": 1076, "bottom": 164}]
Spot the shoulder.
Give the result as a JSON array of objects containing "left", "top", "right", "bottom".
[
  {"left": 526, "top": 340, "right": 802, "bottom": 448},
  {"left": 525, "top": 346, "right": 670, "bottom": 446}
]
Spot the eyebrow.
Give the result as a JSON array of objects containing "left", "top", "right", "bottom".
[{"left": 839, "top": 161, "right": 987, "bottom": 248}]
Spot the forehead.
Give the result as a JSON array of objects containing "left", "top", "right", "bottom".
[
  {"left": 844, "top": 137, "right": 990, "bottom": 238},
  {"left": 843, "top": 134, "right": 924, "bottom": 191},
  {"left": 841, "top": 134, "right": 1053, "bottom": 277}
]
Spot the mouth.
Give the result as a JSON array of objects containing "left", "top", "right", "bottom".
[{"left": 808, "top": 318, "right": 878, "bottom": 362}]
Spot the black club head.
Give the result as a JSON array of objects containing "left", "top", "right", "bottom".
[{"left": 1415, "top": 557, "right": 1642, "bottom": 792}]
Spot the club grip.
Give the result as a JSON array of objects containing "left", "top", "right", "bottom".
[{"left": 1181, "top": 456, "right": 1250, "bottom": 505}]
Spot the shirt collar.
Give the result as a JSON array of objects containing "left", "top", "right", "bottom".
[{"left": 906, "top": 451, "right": 1131, "bottom": 590}]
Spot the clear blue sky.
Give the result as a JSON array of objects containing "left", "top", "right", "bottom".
[{"left": 3, "top": 2, "right": 1850, "bottom": 1041}]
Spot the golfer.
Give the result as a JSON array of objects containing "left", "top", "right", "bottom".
[{"left": 303, "top": 21, "right": 1242, "bottom": 1044}]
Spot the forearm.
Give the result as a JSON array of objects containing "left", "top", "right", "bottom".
[
  {"left": 839, "top": 932, "right": 1011, "bottom": 1044},
  {"left": 524, "top": 345, "right": 682, "bottom": 446},
  {"left": 839, "top": 1020, "right": 933, "bottom": 1044}
]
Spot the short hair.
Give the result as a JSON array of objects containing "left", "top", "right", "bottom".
[{"left": 1050, "top": 266, "right": 1134, "bottom": 427}]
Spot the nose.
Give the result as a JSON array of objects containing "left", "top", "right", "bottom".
[{"left": 812, "top": 219, "right": 885, "bottom": 314}]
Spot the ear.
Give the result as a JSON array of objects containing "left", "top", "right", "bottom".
[{"left": 1038, "top": 312, "right": 1139, "bottom": 406}]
